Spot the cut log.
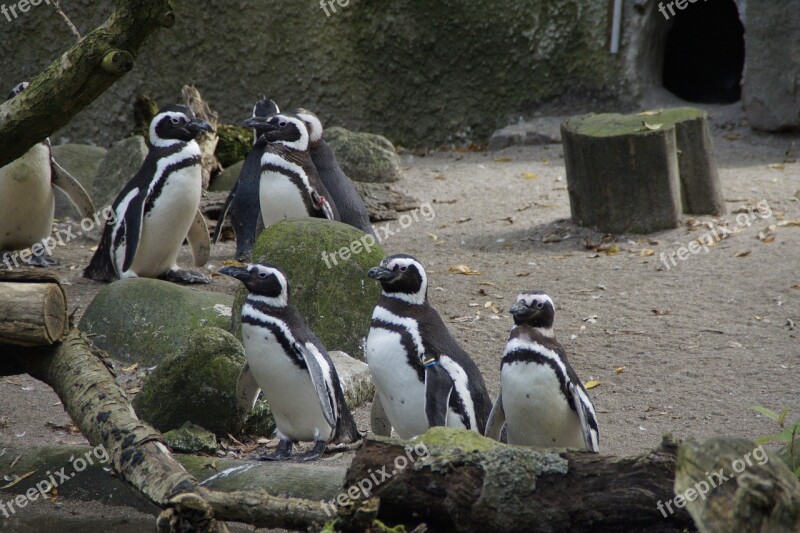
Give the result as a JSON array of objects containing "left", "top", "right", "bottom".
[
  {"left": 0, "top": 270, "right": 67, "bottom": 346},
  {"left": 345, "top": 428, "right": 693, "bottom": 532},
  {"left": 675, "top": 437, "right": 800, "bottom": 533},
  {"left": 562, "top": 108, "right": 725, "bottom": 234}
]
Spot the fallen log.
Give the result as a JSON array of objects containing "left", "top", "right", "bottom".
[
  {"left": 0, "top": 270, "right": 67, "bottom": 346},
  {"left": 344, "top": 429, "right": 694, "bottom": 532}
]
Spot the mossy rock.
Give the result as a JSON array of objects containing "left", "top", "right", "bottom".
[
  {"left": 51, "top": 144, "right": 108, "bottom": 219},
  {"left": 216, "top": 124, "right": 253, "bottom": 168},
  {"left": 132, "top": 327, "right": 247, "bottom": 436},
  {"left": 325, "top": 127, "right": 401, "bottom": 183},
  {"left": 209, "top": 159, "right": 244, "bottom": 192},
  {"left": 163, "top": 423, "right": 219, "bottom": 453},
  {"left": 79, "top": 278, "right": 233, "bottom": 366},
  {"left": 233, "top": 219, "right": 384, "bottom": 360},
  {"left": 92, "top": 136, "right": 148, "bottom": 209}
]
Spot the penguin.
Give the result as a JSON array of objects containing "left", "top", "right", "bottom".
[
  {"left": 211, "top": 98, "right": 280, "bottom": 260},
  {"left": 365, "top": 254, "right": 492, "bottom": 439},
  {"left": 219, "top": 262, "right": 360, "bottom": 461},
  {"left": 240, "top": 113, "right": 339, "bottom": 228},
  {"left": 0, "top": 82, "right": 95, "bottom": 267},
  {"left": 83, "top": 105, "right": 213, "bottom": 283},
  {"left": 484, "top": 291, "right": 600, "bottom": 452},
  {"left": 292, "top": 108, "right": 376, "bottom": 238}
]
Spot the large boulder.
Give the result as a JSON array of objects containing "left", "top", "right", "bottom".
[
  {"left": 324, "top": 127, "right": 402, "bottom": 183},
  {"left": 233, "top": 218, "right": 384, "bottom": 360},
  {"left": 215, "top": 124, "right": 252, "bottom": 168},
  {"left": 132, "top": 327, "right": 247, "bottom": 436},
  {"left": 51, "top": 144, "right": 107, "bottom": 219},
  {"left": 209, "top": 160, "right": 243, "bottom": 192},
  {"left": 79, "top": 278, "right": 233, "bottom": 366},
  {"left": 91, "top": 136, "right": 148, "bottom": 209}
]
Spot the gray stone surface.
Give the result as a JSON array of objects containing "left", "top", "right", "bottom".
[
  {"left": 91, "top": 136, "right": 148, "bottom": 209},
  {"left": 743, "top": 0, "right": 800, "bottom": 131},
  {"left": 488, "top": 118, "right": 564, "bottom": 151},
  {"left": 209, "top": 159, "right": 243, "bottom": 192},
  {"left": 51, "top": 144, "right": 106, "bottom": 219},
  {"left": 325, "top": 127, "right": 401, "bottom": 183},
  {"left": 163, "top": 423, "right": 219, "bottom": 453}
]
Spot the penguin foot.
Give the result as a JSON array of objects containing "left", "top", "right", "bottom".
[
  {"left": 254, "top": 438, "right": 293, "bottom": 461},
  {"left": 162, "top": 268, "right": 210, "bottom": 285},
  {"left": 28, "top": 254, "right": 60, "bottom": 268},
  {"left": 291, "top": 440, "right": 327, "bottom": 462}
]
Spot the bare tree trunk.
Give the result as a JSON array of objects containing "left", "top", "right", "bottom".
[{"left": 0, "top": 0, "right": 178, "bottom": 168}]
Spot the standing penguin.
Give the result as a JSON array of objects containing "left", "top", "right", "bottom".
[
  {"left": 0, "top": 82, "right": 95, "bottom": 267},
  {"left": 241, "top": 113, "right": 339, "bottom": 228},
  {"left": 220, "top": 262, "right": 360, "bottom": 461},
  {"left": 366, "top": 254, "right": 492, "bottom": 439},
  {"left": 211, "top": 98, "right": 280, "bottom": 260},
  {"left": 292, "top": 108, "right": 376, "bottom": 238},
  {"left": 485, "top": 291, "right": 599, "bottom": 452},
  {"left": 83, "top": 105, "right": 213, "bottom": 283}
]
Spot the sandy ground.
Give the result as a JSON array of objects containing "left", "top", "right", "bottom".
[{"left": 1, "top": 99, "right": 799, "bottom": 529}]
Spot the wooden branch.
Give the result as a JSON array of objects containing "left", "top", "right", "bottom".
[
  {"left": 345, "top": 429, "right": 694, "bottom": 531},
  {"left": 0, "top": 270, "right": 67, "bottom": 346},
  {"left": 182, "top": 85, "right": 221, "bottom": 190},
  {"left": 0, "top": 0, "right": 177, "bottom": 168},
  {"left": 52, "top": 0, "right": 82, "bottom": 41}
]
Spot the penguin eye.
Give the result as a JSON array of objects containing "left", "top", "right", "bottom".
[
  {"left": 536, "top": 302, "right": 544, "bottom": 309},
  {"left": 170, "top": 117, "right": 180, "bottom": 125},
  {"left": 258, "top": 272, "right": 268, "bottom": 279},
  {"left": 400, "top": 266, "right": 408, "bottom": 272},
  {"left": 279, "top": 121, "right": 287, "bottom": 128}
]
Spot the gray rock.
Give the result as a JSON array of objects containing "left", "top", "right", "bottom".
[
  {"left": 132, "top": 327, "right": 247, "bottom": 436},
  {"left": 51, "top": 144, "right": 107, "bottom": 219},
  {"left": 79, "top": 278, "right": 233, "bottom": 366},
  {"left": 163, "top": 423, "right": 219, "bottom": 453},
  {"left": 209, "top": 160, "right": 243, "bottom": 192},
  {"left": 233, "top": 219, "right": 384, "bottom": 360},
  {"left": 743, "top": 0, "right": 800, "bottom": 131},
  {"left": 325, "top": 127, "right": 401, "bottom": 183},
  {"left": 91, "top": 136, "right": 148, "bottom": 209},
  {"left": 488, "top": 118, "right": 564, "bottom": 151}
]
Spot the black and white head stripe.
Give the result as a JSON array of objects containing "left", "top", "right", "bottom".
[
  {"left": 149, "top": 105, "right": 200, "bottom": 148},
  {"left": 516, "top": 291, "right": 554, "bottom": 310},
  {"left": 265, "top": 114, "right": 310, "bottom": 151},
  {"left": 377, "top": 254, "right": 428, "bottom": 305},
  {"left": 245, "top": 262, "right": 290, "bottom": 307},
  {"left": 7, "top": 81, "right": 29, "bottom": 100},
  {"left": 293, "top": 108, "right": 324, "bottom": 144}
]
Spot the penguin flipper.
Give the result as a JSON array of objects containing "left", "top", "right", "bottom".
[
  {"left": 187, "top": 208, "right": 211, "bottom": 267},
  {"left": 51, "top": 160, "right": 95, "bottom": 219},
  {"left": 424, "top": 362, "right": 453, "bottom": 428},
  {"left": 485, "top": 391, "right": 506, "bottom": 441},
  {"left": 293, "top": 342, "right": 337, "bottom": 429},
  {"left": 236, "top": 362, "right": 261, "bottom": 411},
  {"left": 570, "top": 382, "right": 600, "bottom": 453},
  {"left": 212, "top": 180, "right": 237, "bottom": 244},
  {"left": 120, "top": 189, "right": 147, "bottom": 273}
]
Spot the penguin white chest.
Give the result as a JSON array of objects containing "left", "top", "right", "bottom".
[
  {"left": 128, "top": 157, "right": 201, "bottom": 277},
  {"left": 501, "top": 361, "right": 584, "bottom": 448},
  {"left": 0, "top": 144, "right": 55, "bottom": 250},
  {"left": 242, "top": 322, "right": 334, "bottom": 442},
  {"left": 259, "top": 170, "right": 311, "bottom": 228},
  {"left": 366, "top": 326, "right": 428, "bottom": 439}
]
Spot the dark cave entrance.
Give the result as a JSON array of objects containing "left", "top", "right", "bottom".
[{"left": 661, "top": 0, "right": 745, "bottom": 103}]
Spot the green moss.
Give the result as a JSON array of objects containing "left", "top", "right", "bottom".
[
  {"left": 325, "top": 127, "right": 401, "bottom": 183},
  {"left": 234, "top": 219, "right": 385, "bottom": 360},
  {"left": 163, "top": 423, "right": 219, "bottom": 453},
  {"left": 416, "top": 427, "right": 506, "bottom": 454},
  {"left": 216, "top": 123, "right": 252, "bottom": 167},
  {"left": 566, "top": 108, "right": 706, "bottom": 137}
]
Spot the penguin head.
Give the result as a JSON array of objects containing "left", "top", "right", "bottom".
[
  {"left": 368, "top": 254, "right": 428, "bottom": 305},
  {"left": 243, "top": 113, "right": 309, "bottom": 151},
  {"left": 292, "top": 108, "right": 324, "bottom": 145},
  {"left": 248, "top": 98, "right": 280, "bottom": 145},
  {"left": 149, "top": 105, "right": 214, "bottom": 147},
  {"left": 6, "top": 81, "right": 29, "bottom": 101},
  {"left": 509, "top": 291, "right": 555, "bottom": 328},
  {"left": 219, "top": 262, "right": 290, "bottom": 307}
]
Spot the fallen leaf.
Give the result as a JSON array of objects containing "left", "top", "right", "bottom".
[
  {"left": 222, "top": 260, "right": 244, "bottom": 267},
  {"left": 521, "top": 172, "right": 540, "bottom": 179},
  {"left": 753, "top": 315, "right": 764, "bottom": 321},
  {"left": 494, "top": 156, "right": 513, "bottom": 163},
  {"left": 643, "top": 122, "right": 663, "bottom": 131},
  {"left": 449, "top": 265, "right": 482, "bottom": 276},
  {"left": 791, "top": 284, "right": 800, "bottom": 289},
  {"left": 778, "top": 220, "right": 800, "bottom": 227},
  {"left": 768, "top": 163, "right": 786, "bottom": 170},
  {"left": 640, "top": 249, "right": 655, "bottom": 257},
  {"left": 1, "top": 471, "right": 35, "bottom": 489},
  {"left": 427, "top": 233, "right": 439, "bottom": 241},
  {"left": 723, "top": 133, "right": 742, "bottom": 141},
  {"left": 434, "top": 175, "right": 446, "bottom": 180},
  {"left": 121, "top": 363, "right": 138, "bottom": 373},
  {"left": 614, "top": 366, "right": 625, "bottom": 374},
  {"left": 652, "top": 309, "right": 670, "bottom": 316},
  {"left": 605, "top": 244, "right": 620, "bottom": 256},
  {"left": 584, "top": 380, "right": 601, "bottom": 389},
  {"left": 637, "top": 110, "right": 661, "bottom": 116},
  {"left": 583, "top": 315, "right": 598, "bottom": 324},
  {"left": 734, "top": 250, "right": 751, "bottom": 257}
]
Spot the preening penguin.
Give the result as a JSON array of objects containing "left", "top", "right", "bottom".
[
  {"left": 220, "top": 262, "right": 360, "bottom": 461},
  {"left": 366, "top": 254, "right": 492, "bottom": 439},
  {"left": 292, "top": 108, "right": 376, "bottom": 238},
  {"left": 0, "top": 82, "right": 95, "bottom": 267},
  {"left": 241, "top": 113, "right": 339, "bottom": 228},
  {"left": 485, "top": 291, "right": 600, "bottom": 452},
  {"left": 83, "top": 105, "right": 213, "bottom": 283},
  {"left": 212, "top": 98, "right": 280, "bottom": 260}
]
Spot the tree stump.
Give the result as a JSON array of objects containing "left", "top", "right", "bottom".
[
  {"left": 562, "top": 108, "right": 725, "bottom": 234},
  {"left": 0, "top": 270, "right": 67, "bottom": 347}
]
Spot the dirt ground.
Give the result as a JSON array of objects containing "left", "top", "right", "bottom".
[{"left": 1, "top": 99, "right": 799, "bottom": 528}]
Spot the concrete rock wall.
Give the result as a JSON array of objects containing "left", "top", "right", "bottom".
[{"left": 0, "top": 0, "right": 632, "bottom": 146}]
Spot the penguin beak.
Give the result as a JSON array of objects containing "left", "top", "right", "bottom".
[
  {"left": 187, "top": 118, "right": 214, "bottom": 134},
  {"left": 368, "top": 266, "right": 397, "bottom": 282},
  {"left": 509, "top": 302, "right": 534, "bottom": 317},
  {"left": 242, "top": 116, "right": 270, "bottom": 130},
  {"left": 219, "top": 266, "right": 250, "bottom": 281}
]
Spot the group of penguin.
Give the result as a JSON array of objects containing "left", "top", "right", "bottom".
[{"left": 0, "top": 82, "right": 599, "bottom": 461}]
